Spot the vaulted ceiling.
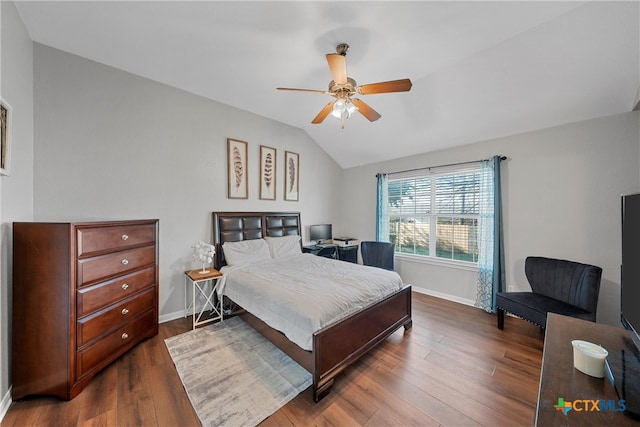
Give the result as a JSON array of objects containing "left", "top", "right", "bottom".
[{"left": 14, "top": 1, "right": 640, "bottom": 168}]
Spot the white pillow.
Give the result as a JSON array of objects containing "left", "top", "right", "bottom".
[
  {"left": 222, "top": 239, "right": 271, "bottom": 266},
  {"left": 264, "top": 235, "right": 302, "bottom": 258}
]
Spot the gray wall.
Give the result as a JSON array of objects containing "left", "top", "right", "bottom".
[
  {"left": 33, "top": 43, "right": 344, "bottom": 321},
  {"left": 342, "top": 111, "right": 640, "bottom": 325},
  {"left": 0, "top": 0, "right": 35, "bottom": 416}
]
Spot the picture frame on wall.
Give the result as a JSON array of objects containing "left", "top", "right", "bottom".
[
  {"left": 284, "top": 150, "right": 299, "bottom": 201},
  {"left": 227, "top": 138, "right": 248, "bottom": 199},
  {"left": 259, "top": 145, "right": 277, "bottom": 200},
  {"left": 1, "top": 98, "right": 12, "bottom": 176}
]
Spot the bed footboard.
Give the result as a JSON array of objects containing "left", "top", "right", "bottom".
[
  {"left": 232, "top": 285, "right": 412, "bottom": 403},
  {"left": 312, "top": 284, "right": 412, "bottom": 401}
]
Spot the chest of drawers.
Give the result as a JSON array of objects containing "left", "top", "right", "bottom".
[{"left": 12, "top": 219, "right": 159, "bottom": 400}]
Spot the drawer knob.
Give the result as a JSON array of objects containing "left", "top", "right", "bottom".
[
  {"left": 121, "top": 283, "right": 129, "bottom": 290},
  {"left": 121, "top": 333, "right": 129, "bottom": 340},
  {"left": 122, "top": 234, "right": 129, "bottom": 241},
  {"left": 121, "top": 259, "right": 129, "bottom": 265},
  {"left": 122, "top": 308, "right": 129, "bottom": 315}
]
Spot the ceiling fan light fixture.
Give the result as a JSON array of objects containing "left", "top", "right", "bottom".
[
  {"left": 330, "top": 97, "right": 358, "bottom": 120},
  {"left": 346, "top": 99, "right": 358, "bottom": 117},
  {"left": 331, "top": 98, "right": 346, "bottom": 118}
]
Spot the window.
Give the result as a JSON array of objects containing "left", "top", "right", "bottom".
[{"left": 386, "top": 167, "right": 480, "bottom": 263}]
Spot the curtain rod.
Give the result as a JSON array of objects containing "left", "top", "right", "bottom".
[{"left": 377, "top": 155, "right": 506, "bottom": 177}]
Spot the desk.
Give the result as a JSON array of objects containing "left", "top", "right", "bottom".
[
  {"left": 302, "top": 244, "right": 358, "bottom": 263},
  {"left": 337, "top": 245, "right": 358, "bottom": 263},
  {"left": 184, "top": 268, "right": 223, "bottom": 329},
  {"left": 536, "top": 313, "right": 640, "bottom": 426},
  {"left": 302, "top": 244, "right": 337, "bottom": 259}
]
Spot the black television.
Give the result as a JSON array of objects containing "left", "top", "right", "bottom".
[
  {"left": 310, "top": 224, "right": 332, "bottom": 245},
  {"left": 615, "top": 193, "right": 640, "bottom": 414},
  {"left": 622, "top": 193, "right": 640, "bottom": 346}
]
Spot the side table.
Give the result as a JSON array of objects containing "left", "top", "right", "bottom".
[{"left": 184, "top": 268, "right": 223, "bottom": 329}]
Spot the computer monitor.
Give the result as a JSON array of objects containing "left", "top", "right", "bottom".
[{"left": 310, "top": 224, "right": 332, "bottom": 245}]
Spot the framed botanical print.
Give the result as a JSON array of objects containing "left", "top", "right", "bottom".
[
  {"left": 1, "top": 98, "right": 12, "bottom": 176},
  {"left": 259, "top": 145, "right": 276, "bottom": 200},
  {"left": 227, "top": 138, "right": 248, "bottom": 199},
  {"left": 284, "top": 151, "right": 299, "bottom": 201}
]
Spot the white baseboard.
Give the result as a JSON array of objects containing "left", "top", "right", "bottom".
[
  {"left": 0, "top": 387, "right": 12, "bottom": 424},
  {"left": 159, "top": 309, "right": 186, "bottom": 324},
  {"left": 159, "top": 301, "right": 221, "bottom": 324},
  {"left": 160, "top": 290, "right": 479, "bottom": 324},
  {"left": 160, "top": 297, "right": 229, "bottom": 325},
  {"left": 411, "top": 286, "right": 477, "bottom": 307}
]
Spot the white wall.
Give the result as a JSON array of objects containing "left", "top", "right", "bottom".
[
  {"left": 32, "top": 44, "right": 343, "bottom": 321},
  {"left": 0, "top": 0, "right": 35, "bottom": 417},
  {"left": 342, "top": 111, "right": 640, "bottom": 326}
]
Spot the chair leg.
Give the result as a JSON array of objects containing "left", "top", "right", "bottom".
[{"left": 497, "top": 308, "right": 505, "bottom": 330}]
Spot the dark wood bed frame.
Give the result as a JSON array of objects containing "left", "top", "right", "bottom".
[{"left": 212, "top": 211, "right": 412, "bottom": 402}]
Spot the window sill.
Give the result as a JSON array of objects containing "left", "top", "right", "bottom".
[{"left": 395, "top": 253, "right": 478, "bottom": 272}]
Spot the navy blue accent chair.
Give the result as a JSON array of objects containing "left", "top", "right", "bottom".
[{"left": 496, "top": 256, "right": 602, "bottom": 329}]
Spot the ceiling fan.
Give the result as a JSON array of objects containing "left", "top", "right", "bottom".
[{"left": 277, "top": 43, "right": 412, "bottom": 128}]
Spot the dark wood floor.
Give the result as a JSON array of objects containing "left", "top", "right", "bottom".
[{"left": 1, "top": 292, "right": 544, "bottom": 426}]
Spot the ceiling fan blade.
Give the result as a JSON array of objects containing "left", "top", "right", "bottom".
[
  {"left": 277, "top": 87, "right": 328, "bottom": 94},
  {"left": 357, "top": 78, "right": 413, "bottom": 95},
  {"left": 351, "top": 98, "right": 381, "bottom": 122},
  {"left": 326, "top": 54, "right": 347, "bottom": 85},
  {"left": 311, "top": 102, "right": 334, "bottom": 124}
]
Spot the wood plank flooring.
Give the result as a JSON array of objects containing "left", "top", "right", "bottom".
[{"left": 1, "top": 292, "right": 544, "bottom": 426}]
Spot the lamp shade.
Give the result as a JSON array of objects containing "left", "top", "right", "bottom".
[{"left": 331, "top": 99, "right": 346, "bottom": 118}]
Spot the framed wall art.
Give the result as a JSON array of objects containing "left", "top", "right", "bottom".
[
  {"left": 1, "top": 98, "right": 12, "bottom": 176},
  {"left": 259, "top": 145, "right": 277, "bottom": 200},
  {"left": 227, "top": 138, "right": 248, "bottom": 199},
  {"left": 284, "top": 150, "right": 299, "bottom": 201}
]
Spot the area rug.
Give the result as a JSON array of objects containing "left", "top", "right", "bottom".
[{"left": 165, "top": 316, "right": 312, "bottom": 427}]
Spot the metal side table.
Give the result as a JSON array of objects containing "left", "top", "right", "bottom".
[{"left": 184, "top": 268, "right": 223, "bottom": 329}]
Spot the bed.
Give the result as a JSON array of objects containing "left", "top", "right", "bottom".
[{"left": 212, "top": 211, "right": 412, "bottom": 402}]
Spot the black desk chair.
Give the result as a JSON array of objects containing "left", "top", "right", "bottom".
[{"left": 361, "top": 241, "right": 395, "bottom": 270}]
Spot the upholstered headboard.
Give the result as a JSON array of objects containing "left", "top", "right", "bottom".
[{"left": 212, "top": 211, "right": 301, "bottom": 269}]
